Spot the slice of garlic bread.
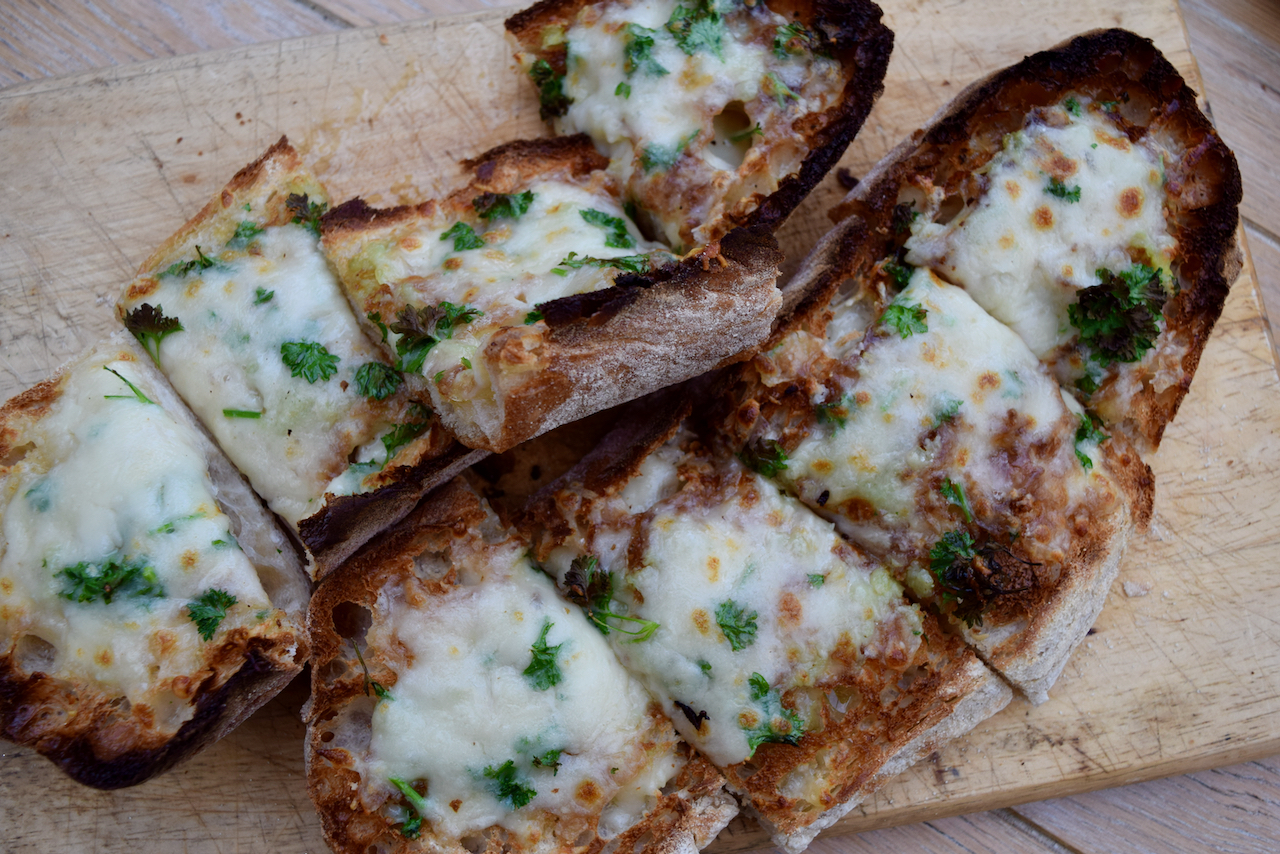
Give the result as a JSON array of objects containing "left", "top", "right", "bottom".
[
  {"left": 321, "top": 136, "right": 783, "bottom": 454},
  {"left": 506, "top": 0, "right": 893, "bottom": 250},
  {"left": 0, "top": 331, "right": 308, "bottom": 788},
  {"left": 306, "top": 478, "right": 737, "bottom": 854},
  {"left": 117, "top": 137, "right": 483, "bottom": 578},
  {"left": 521, "top": 400, "right": 1010, "bottom": 851}
]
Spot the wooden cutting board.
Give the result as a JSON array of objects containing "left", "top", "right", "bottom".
[{"left": 1, "top": 1, "right": 1278, "bottom": 851}]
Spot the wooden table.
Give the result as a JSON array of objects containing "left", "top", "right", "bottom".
[{"left": 1, "top": 2, "right": 1277, "bottom": 852}]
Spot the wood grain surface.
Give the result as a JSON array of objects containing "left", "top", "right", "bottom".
[{"left": 1, "top": 1, "right": 1278, "bottom": 852}]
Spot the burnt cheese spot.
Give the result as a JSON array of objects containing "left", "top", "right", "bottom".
[
  {"left": 706, "top": 556, "right": 720, "bottom": 583},
  {"left": 1032, "top": 206, "right": 1054, "bottom": 230},
  {"left": 575, "top": 779, "right": 602, "bottom": 806},
  {"left": 1005, "top": 180, "right": 1022, "bottom": 200},
  {"left": 1117, "top": 187, "right": 1143, "bottom": 218},
  {"left": 398, "top": 236, "right": 423, "bottom": 251},
  {"left": 855, "top": 391, "right": 872, "bottom": 406},
  {"left": 450, "top": 799, "right": 463, "bottom": 812},
  {"left": 778, "top": 591, "right": 802, "bottom": 628},
  {"left": 1047, "top": 152, "right": 1078, "bottom": 179},
  {"left": 181, "top": 550, "right": 199, "bottom": 569},
  {"left": 978, "top": 372, "right": 1001, "bottom": 390},
  {"left": 999, "top": 232, "right": 1016, "bottom": 249},
  {"left": 691, "top": 608, "right": 711, "bottom": 634},
  {"left": 443, "top": 257, "right": 463, "bottom": 271},
  {"left": 95, "top": 648, "right": 113, "bottom": 666}
]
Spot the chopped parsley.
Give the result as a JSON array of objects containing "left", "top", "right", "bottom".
[
  {"left": 253, "top": 286, "right": 275, "bottom": 305},
  {"left": 934, "top": 396, "right": 963, "bottom": 425},
  {"left": 773, "top": 22, "right": 821, "bottom": 59},
  {"left": 743, "top": 672, "right": 804, "bottom": 753},
  {"left": 102, "top": 366, "right": 155, "bottom": 405},
  {"left": 940, "top": 478, "right": 973, "bottom": 523},
  {"left": 280, "top": 340, "right": 340, "bottom": 383},
  {"left": 160, "top": 245, "right": 224, "bottom": 279},
  {"left": 715, "top": 599, "right": 758, "bottom": 651},
  {"left": 883, "top": 259, "right": 913, "bottom": 288},
  {"left": 929, "top": 530, "right": 977, "bottom": 588},
  {"left": 1068, "top": 264, "right": 1167, "bottom": 365},
  {"left": 441, "top": 221, "right": 486, "bottom": 252},
  {"left": 1046, "top": 177, "right": 1082, "bottom": 202},
  {"left": 529, "top": 58, "right": 572, "bottom": 120},
  {"left": 729, "top": 123, "right": 763, "bottom": 142},
  {"left": 1076, "top": 360, "right": 1104, "bottom": 395},
  {"left": 814, "top": 394, "right": 853, "bottom": 429},
  {"left": 698, "top": 659, "right": 713, "bottom": 676},
  {"left": 388, "top": 778, "right": 428, "bottom": 837},
  {"left": 624, "top": 24, "right": 668, "bottom": 76},
  {"left": 580, "top": 209, "right": 636, "bottom": 249},
  {"left": 222, "top": 408, "right": 262, "bottom": 418},
  {"left": 1064, "top": 96, "right": 1082, "bottom": 117},
  {"left": 807, "top": 574, "right": 826, "bottom": 588},
  {"left": 286, "top": 193, "right": 327, "bottom": 237},
  {"left": 891, "top": 203, "right": 921, "bottom": 234},
  {"left": 763, "top": 72, "right": 799, "bottom": 108},
  {"left": 524, "top": 309, "right": 544, "bottom": 325},
  {"left": 367, "top": 311, "right": 389, "bottom": 343},
  {"left": 227, "top": 220, "right": 265, "bottom": 250},
  {"left": 739, "top": 437, "right": 788, "bottom": 478},
  {"left": 641, "top": 129, "right": 699, "bottom": 172},
  {"left": 473, "top": 190, "right": 534, "bottom": 221},
  {"left": 523, "top": 619, "right": 564, "bottom": 691},
  {"left": 354, "top": 643, "right": 392, "bottom": 701},
  {"left": 881, "top": 302, "right": 928, "bottom": 338},
  {"left": 187, "top": 588, "right": 237, "bottom": 641},
  {"left": 483, "top": 760, "right": 537, "bottom": 809},
  {"left": 354, "top": 362, "right": 403, "bottom": 401},
  {"left": 1074, "top": 413, "right": 1108, "bottom": 471},
  {"left": 616, "top": 81, "right": 631, "bottom": 98},
  {"left": 57, "top": 556, "right": 164, "bottom": 604},
  {"left": 563, "top": 554, "right": 659, "bottom": 641},
  {"left": 123, "top": 303, "right": 184, "bottom": 363},
  {"left": 390, "top": 301, "right": 482, "bottom": 373},
  {"left": 553, "top": 251, "right": 651, "bottom": 275},
  {"left": 666, "top": 0, "right": 726, "bottom": 59},
  {"left": 531, "top": 749, "right": 562, "bottom": 774},
  {"left": 380, "top": 405, "right": 432, "bottom": 466}
]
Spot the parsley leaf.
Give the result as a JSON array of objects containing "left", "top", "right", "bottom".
[
  {"left": 743, "top": 672, "right": 804, "bottom": 754},
  {"left": 729, "top": 123, "right": 763, "bottom": 142},
  {"left": 525, "top": 309, "right": 544, "bottom": 325},
  {"left": 160, "top": 245, "right": 224, "bottom": 279},
  {"left": 1074, "top": 413, "right": 1108, "bottom": 471},
  {"left": 483, "top": 760, "right": 537, "bottom": 809},
  {"left": 1046, "top": 177, "right": 1082, "bottom": 202},
  {"left": 929, "top": 530, "right": 977, "bottom": 584},
  {"left": 187, "top": 588, "right": 237, "bottom": 641},
  {"left": 529, "top": 59, "right": 572, "bottom": 120},
  {"left": 123, "top": 303, "right": 184, "bottom": 363},
  {"left": 773, "top": 22, "right": 821, "bottom": 59},
  {"left": 553, "top": 251, "right": 652, "bottom": 275},
  {"left": 227, "top": 221, "right": 265, "bottom": 250},
  {"left": 441, "top": 221, "right": 486, "bottom": 252},
  {"left": 354, "top": 643, "right": 392, "bottom": 701},
  {"left": 1064, "top": 96, "right": 1083, "bottom": 117},
  {"left": 666, "top": 0, "right": 726, "bottom": 59},
  {"left": 102, "top": 366, "right": 155, "bottom": 405},
  {"left": 354, "top": 362, "right": 403, "bottom": 401},
  {"left": 381, "top": 407, "right": 432, "bottom": 466},
  {"left": 881, "top": 302, "right": 928, "bottom": 338},
  {"left": 715, "top": 599, "right": 758, "bottom": 651},
  {"left": 640, "top": 130, "right": 699, "bottom": 173},
  {"left": 253, "top": 287, "right": 275, "bottom": 305},
  {"left": 57, "top": 556, "right": 164, "bottom": 604},
  {"left": 280, "top": 340, "right": 340, "bottom": 383},
  {"left": 367, "top": 311, "right": 389, "bottom": 343},
  {"left": 883, "top": 259, "right": 913, "bottom": 288},
  {"left": 523, "top": 619, "right": 564, "bottom": 691},
  {"left": 563, "top": 555, "right": 659, "bottom": 641},
  {"left": 1069, "top": 264, "right": 1167, "bottom": 365},
  {"left": 814, "top": 394, "right": 852, "bottom": 429},
  {"left": 390, "top": 302, "right": 482, "bottom": 374},
  {"left": 807, "top": 574, "right": 826, "bottom": 587},
  {"left": 580, "top": 209, "right": 636, "bottom": 249},
  {"left": 934, "top": 396, "right": 963, "bottom": 424},
  {"left": 739, "top": 437, "right": 788, "bottom": 477},
  {"left": 624, "top": 24, "right": 668, "bottom": 76},
  {"left": 891, "top": 203, "right": 921, "bottom": 234},
  {"left": 286, "top": 193, "right": 327, "bottom": 237},
  {"left": 531, "top": 749, "right": 562, "bottom": 774},
  {"left": 389, "top": 778, "right": 428, "bottom": 837},
  {"left": 940, "top": 478, "right": 973, "bottom": 523},
  {"left": 763, "top": 72, "right": 799, "bottom": 108},
  {"left": 616, "top": 81, "right": 631, "bottom": 98},
  {"left": 1076, "top": 360, "right": 1104, "bottom": 395},
  {"left": 473, "top": 190, "right": 534, "bottom": 221}
]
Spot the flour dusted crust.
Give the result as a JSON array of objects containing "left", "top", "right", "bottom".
[
  {"left": 520, "top": 397, "right": 1011, "bottom": 851},
  {"left": 0, "top": 332, "right": 309, "bottom": 788},
  {"left": 826, "top": 29, "right": 1242, "bottom": 453},
  {"left": 117, "top": 137, "right": 479, "bottom": 579},
  {"left": 305, "top": 479, "right": 737, "bottom": 854},
  {"left": 322, "top": 136, "right": 784, "bottom": 454},
  {"left": 506, "top": 0, "right": 893, "bottom": 249}
]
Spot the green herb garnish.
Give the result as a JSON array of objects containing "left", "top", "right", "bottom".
[
  {"left": 187, "top": 588, "right": 237, "bottom": 641},
  {"left": 222, "top": 408, "right": 262, "bottom": 418},
  {"left": 286, "top": 193, "right": 327, "bottom": 237},
  {"left": 280, "top": 340, "right": 339, "bottom": 383},
  {"left": 473, "top": 190, "right": 534, "bottom": 221},
  {"left": 1046, "top": 177, "right": 1081, "bottom": 202},
  {"left": 763, "top": 72, "right": 799, "bottom": 108},
  {"left": 666, "top": 0, "right": 726, "bottom": 59},
  {"left": 715, "top": 599, "right": 758, "bottom": 651},
  {"left": 523, "top": 619, "right": 564, "bottom": 691},
  {"left": 580, "top": 209, "right": 636, "bottom": 249},
  {"left": 940, "top": 478, "right": 973, "bottom": 523},
  {"left": 739, "top": 437, "right": 788, "bottom": 478},
  {"left": 529, "top": 59, "right": 572, "bottom": 120},
  {"left": 1068, "top": 264, "right": 1167, "bottom": 365},
  {"left": 354, "top": 362, "right": 403, "bottom": 401},
  {"left": 102, "top": 366, "right": 155, "bottom": 405},
  {"left": 562, "top": 555, "right": 659, "bottom": 641},
  {"left": 483, "top": 760, "right": 537, "bottom": 809},
  {"left": 253, "top": 287, "right": 275, "bottom": 305},
  {"left": 390, "top": 302, "right": 482, "bottom": 374},
  {"left": 57, "top": 556, "right": 164, "bottom": 604},
  {"left": 228, "top": 221, "right": 265, "bottom": 250},
  {"left": 1074, "top": 413, "right": 1108, "bottom": 471},
  {"left": 160, "top": 245, "right": 224, "bottom": 279},
  {"left": 123, "top": 303, "right": 184, "bottom": 363},
  {"left": 743, "top": 672, "right": 804, "bottom": 753},
  {"left": 553, "top": 251, "right": 651, "bottom": 275},
  {"left": 441, "top": 221, "right": 486, "bottom": 252},
  {"left": 881, "top": 302, "right": 928, "bottom": 338},
  {"left": 389, "top": 778, "right": 427, "bottom": 838}
]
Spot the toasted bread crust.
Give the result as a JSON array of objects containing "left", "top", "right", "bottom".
[
  {"left": 0, "top": 333, "right": 308, "bottom": 788},
  {"left": 825, "top": 29, "right": 1242, "bottom": 452},
  {"left": 505, "top": 0, "right": 893, "bottom": 247},
  {"left": 305, "top": 479, "right": 737, "bottom": 854}
]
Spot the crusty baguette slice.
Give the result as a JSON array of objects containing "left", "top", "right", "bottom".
[
  {"left": 116, "top": 137, "right": 484, "bottom": 579},
  {"left": 505, "top": 0, "right": 893, "bottom": 251},
  {"left": 706, "top": 261, "right": 1154, "bottom": 704},
  {"left": 305, "top": 477, "right": 737, "bottom": 854},
  {"left": 321, "top": 136, "right": 784, "bottom": 453},
  {"left": 0, "top": 331, "right": 309, "bottom": 788},
  {"left": 520, "top": 393, "right": 1011, "bottom": 851},
  {"left": 826, "top": 28, "right": 1242, "bottom": 453}
]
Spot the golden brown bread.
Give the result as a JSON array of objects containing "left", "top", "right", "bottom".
[
  {"left": 321, "top": 135, "right": 785, "bottom": 454},
  {"left": 0, "top": 332, "right": 309, "bottom": 788},
  {"left": 824, "top": 28, "right": 1242, "bottom": 453},
  {"left": 304, "top": 478, "right": 738, "bottom": 854}
]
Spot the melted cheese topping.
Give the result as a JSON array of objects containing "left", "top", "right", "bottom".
[
  {"left": 129, "top": 225, "right": 393, "bottom": 527},
  {"left": 365, "top": 550, "right": 678, "bottom": 840},
  {"left": 544, "top": 442, "right": 921, "bottom": 767},
  {"left": 0, "top": 355, "right": 272, "bottom": 730},
  {"left": 905, "top": 99, "right": 1175, "bottom": 357},
  {"left": 347, "top": 179, "right": 666, "bottom": 430},
  {"left": 555, "top": 0, "right": 845, "bottom": 247}
]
